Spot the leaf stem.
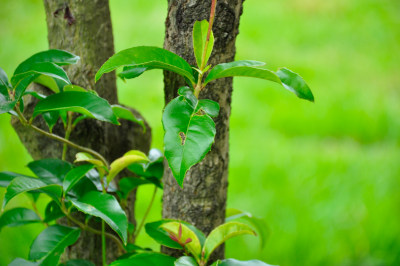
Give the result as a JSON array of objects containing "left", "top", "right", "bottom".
[
  {"left": 102, "top": 220, "right": 107, "bottom": 266},
  {"left": 133, "top": 186, "right": 157, "bottom": 240},
  {"left": 60, "top": 200, "right": 125, "bottom": 253},
  {"left": 200, "top": 0, "right": 218, "bottom": 70},
  {"left": 14, "top": 107, "right": 109, "bottom": 168},
  {"left": 62, "top": 112, "right": 73, "bottom": 161}
]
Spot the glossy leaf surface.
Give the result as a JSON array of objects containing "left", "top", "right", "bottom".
[
  {"left": 163, "top": 88, "right": 217, "bottom": 186},
  {"left": 112, "top": 105, "right": 145, "bottom": 131},
  {"left": 276, "top": 67, "right": 314, "bottom": 101},
  {"left": 95, "top": 46, "right": 195, "bottom": 85},
  {"left": 107, "top": 150, "right": 149, "bottom": 184},
  {"left": 69, "top": 191, "right": 128, "bottom": 244},
  {"left": 204, "top": 61, "right": 314, "bottom": 102},
  {"left": 2, "top": 177, "right": 62, "bottom": 209},
  {"left": 161, "top": 222, "right": 202, "bottom": 260},
  {"left": 175, "top": 256, "right": 198, "bottom": 266},
  {"left": 29, "top": 225, "right": 80, "bottom": 265},
  {"left": 0, "top": 171, "right": 33, "bottom": 187},
  {"left": 109, "top": 253, "right": 175, "bottom": 266},
  {"left": 193, "top": 20, "right": 214, "bottom": 69},
  {"left": 0, "top": 208, "right": 41, "bottom": 230},
  {"left": 146, "top": 219, "right": 206, "bottom": 250},
  {"left": 59, "top": 260, "right": 95, "bottom": 266},
  {"left": 27, "top": 158, "right": 73, "bottom": 185},
  {"left": 33, "top": 91, "right": 119, "bottom": 124},
  {"left": 203, "top": 222, "right": 256, "bottom": 260},
  {"left": 44, "top": 200, "right": 65, "bottom": 223},
  {"left": 9, "top": 258, "right": 38, "bottom": 266},
  {"left": 14, "top": 49, "right": 79, "bottom": 75},
  {"left": 11, "top": 62, "right": 70, "bottom": 89},
  {"left": 0, "top": 66, "right": 11, "bottom": 97},
  {"left": 211, "top": 259, "right": 275, "bottom": 266},
  {"left": 63, "top": 164, "right": 95, "bottom": 195},
  {"left": 226, "top": 209, "right": 270, "bottom": 249}
]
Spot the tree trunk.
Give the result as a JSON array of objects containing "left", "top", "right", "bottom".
[
  {"left": 162, "top": 0, "right": 245, "bottom": 260},
  {"left": 11, "top": 0, "right": 151, "bottom": 264}
]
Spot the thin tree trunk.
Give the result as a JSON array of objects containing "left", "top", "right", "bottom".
[
  {"left": 162, "top": 0, "right": 245, "bottom": 260},
  {"left": 11, "top": 0, "right": 151, "bottom": 264}
]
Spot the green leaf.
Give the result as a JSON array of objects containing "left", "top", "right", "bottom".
[
  {"left": 0, "top": 208, "right": 41, "bottom": 231},
  {"left": 204, "top": 60, "right": 276, "bottom": 85},
  {"left": 27, "top": 159, "right": 73, "bottom": 185},
  {"left": 160, "top": 222, "right": 202, "bottom": 261},
  {"left": 59, "top": 260, "right": 95, "bottom": 266},
  {"left": 162, "top": 88, "right": 217, "bottom": 186},
  {"left": 29, "top": 225, "right": 80, "bottom": 265},
  {"left": 9, "top": 258, "right": 38, "bottom": 266},
  {"left": 69, "top": 191, "right": 128, "bottom": 244},
  {"left": 0, "top": 93, "right": 17, "bottom": 115},
  {"left": 11, "top": 62, "right": 70, "bottom": 88},
  {"left": 175, "top": 256, "right": 198, "bottom": 266},
  {"left": 0, "top": 171, "right": 34, "bottom": 187},
  {"left": 128, "top": 148, "right": 164, "bottom": 180},
  {"left": 107, "top": 150, "right": 149, "bottom": 184},
  {"left": 118, "top": 66, "right": 149, "bottom": 80},
  {"left": 33, "top": 75, "right": 60, "bottom": 93},
  {"left": 95, "top": 46, "right": 195, "bottom": 85},
  {"left": 63, "top": 164, "right": 95, "bottom": 195},
  {"left": 276, "top": 67, "right": 314, "bottom": 101},
  {"left": 74, "top": 152, "right": 105, "bottom": 168},
  {"left": 204, "top": 61, "right": 314, "bottom": 102},
  {"left": 145, "top": 219, "right": 206, "bottom": 250},
  {"left": 203, "top": 222, "right": 256, "bottom": 260},
  {"left": 193, "top": 20, "right": 214, "bottom": 69},
  {"left": 2, "top": 177, "right": 62, "bottom": 210},
  {"left": 211, "top": 259, "right": 275, "bottom": 266},
  {"left": 196, "top": 99, "right": 220, "bottom": 117},
  {"left": 112, "top": 105, "right": 145, "bottom": 132},
  {"left": 0, "top": 66, "right": 11, "bottom": 97},
  {"left": 109, "top": 253, "right": 176, "bottom": 266},
  {"left": 32, "top": 91, "right": 119, "bottom": 124},
  {"left": 14, "top": 49, "right": 79, "bottom": 75},
  {"left": 226, "top": 209, "right": 270, "bottom": 249},
  {"left": 63, "top": 84, "right": 87, "bottom": 92},
  {"left": 43, "top": 200, "right": 65, "bottom": 223},
  {"left": 118, "top": 177, "right": 153, "bottom": 200},
  {"left": 42, "top": 111, "right": 60, "bottom": 132}
]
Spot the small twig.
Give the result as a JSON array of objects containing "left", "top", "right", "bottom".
[
  {"left": 133, "top": 186, "right": 157, "bottom": 240},
  {"left": 14, "top": 107, "right": 109, "bottom": 168}
]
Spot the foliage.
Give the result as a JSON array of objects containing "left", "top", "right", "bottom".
[{"left": 0, "top": 0, "right": 313, "bottom": 265}]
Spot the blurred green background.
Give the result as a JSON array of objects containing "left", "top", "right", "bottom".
[{"left": 1, "top": 0, "right": 399, "bottom": 265}]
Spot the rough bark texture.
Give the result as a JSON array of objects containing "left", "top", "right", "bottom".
[
  {"left": 162, "top": 0, "right": 245, "bottom": 260},
  {"left": 11, "top": 0, "right": 151, "bottom": 264}
]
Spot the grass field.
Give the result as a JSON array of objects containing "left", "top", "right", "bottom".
[{"left": 0, "top": 0, "right": 399, "bottom": 265}]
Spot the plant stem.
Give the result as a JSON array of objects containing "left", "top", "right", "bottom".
[
  {"left": 133, "top": 186, "right": 157, "bottom": 240},
  {"left": 200, "top": 0, "right": 218, "bottom": 70},
  {"left": 102, "top": 220, "right": 106, "bottom": 266},
  {"left": 62, "top": 112, "right": 73, "bottom": 161},
  {"left": 60, "top": 201, "right": 125, "bottom": 253},
  {"left": 14, "top": 107, "right": 109, "bottom": 168}
]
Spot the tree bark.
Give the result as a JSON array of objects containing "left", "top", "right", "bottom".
[
  {"left": 162, "top": 0, "right": 245, "bottom": 260},
  {"left": 11, "top": 0, "right": 151, "bottom": 264}
]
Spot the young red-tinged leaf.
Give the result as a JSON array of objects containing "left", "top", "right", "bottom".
[{"left": 160, "top": 222, "right": 202, "bottom": 261}]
